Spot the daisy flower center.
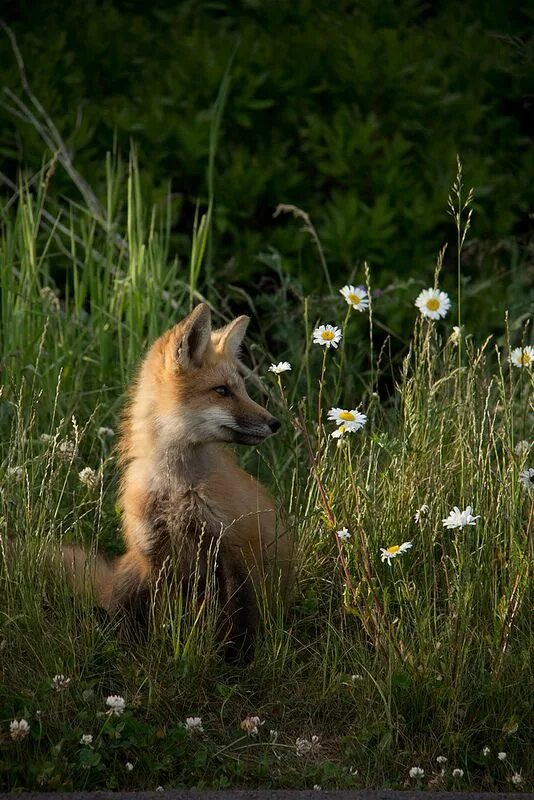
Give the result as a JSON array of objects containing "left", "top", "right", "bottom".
[
  {"left": 321, "top": 330, "right": 335, "bottom": 341},
  {"left": 520, "top": 352, "right": 531, "bottom": 366},
  {"left": 339, "top": 411, "right": 355, "bottom": 421},
  {"left": 348, "top": 293, "right": 361, "bottom": 305},
  {"left": 386, "top": 545, "right": 400, "bottom": 555},
  {"left": 425, "top": 298, "right": 440, "bottom": 311}
]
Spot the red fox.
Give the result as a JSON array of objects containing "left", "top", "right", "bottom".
[{"left": 63, "top": 303, "right": 292, "bottom": 659}]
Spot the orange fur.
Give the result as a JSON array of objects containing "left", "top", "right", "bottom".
[{"left": 67, "top": 304, "right": 292, "bottom": 656}]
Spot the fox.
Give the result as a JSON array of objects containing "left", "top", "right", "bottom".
[{"left": 62, "top": 303, "right": 292, "bottom": 659}]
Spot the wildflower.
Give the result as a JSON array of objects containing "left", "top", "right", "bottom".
[
  {"left": 409, "top": 766, "right": 424, "bottom": 779},
  {"left": 105, "top": 695, "right": 125, "bottom": 716},
  {"left": 415, "top": 288, "right": 451, "bottom": 320},
  {"left": 414, "top": 504, "right": 429, "bottom": 524},
  {"left": 184, "top": 716, "right": 204, "bottom": 734},
  {"left": 6, "top": 466, "right": 23, "bottom": 481},
  {"left": 313, "top": 324, "right": 342, "bottom": 349},
  {"left": 98, "top": 426, "right": 115, "bottom": 438},
  {"left": 313, "top": 785, "right": 322, "bottom": 791},
  {"left": 380, "top": 541, "right": 413, "bottom": 565},
  {"left": 336, "top": 527, "right": 351, "bottom": 541},
  {"left": 519, "top": 468, "right": 534, "bottom": 492},
  {"left": 40, "top": 286, "right": 61, "bottom": 313},
  {"left": 340, "top": 284, "right": 369, "bottom": 312},
  {"left": 269, "top": 729, "right": 278, "bottom": 743},
  {"left": 436, "top": 756, "right": 447, "bottom": 765},
  {"left": 51, "top": 674, "right": 71, "bottom": 692},
  {"left": 449, "top": 325, "right": 462, "bottom": 345},
  {"left": 452, "top": 768, "right": 464, "bottom": 778},
  {"left": 515, "top": 440, "right": 531, "bottom": 457},
  {"left": 40, "top": 433, "right": 55, "bottom": 444},
  {"left": 328, "top": 408, "right": 367, "bottom": 438},
  {"left": 511, "top": 773, "right": 523, "bottom": 785},
  {"left": 268, "top": 361, "right": 292, "bottom": 375},
  {"left": 510, "top": 345, "right": 534, "bottom": 369},
  {"left": 126, "top": 762, "right": 134, "bottom": 772},
  {"left": 442, "top": 505, "right": 480, "bottom": 530},
  {"left": 57, "top": 439, "right": 77, "bottom": 460},
  {"left": 296, "top": 735, "right": 321, "bottom": 757},
  {"left": 482, "top": 746, "right": 490, "bottom": 757},
  {"left": 156, "top": 787, "right": 164, "bottom": 792},
  {"left": 240, "top": 715, "right": 264, "bottom": 736},
  {"left": 10, "top": 719, "right": 30, "bottom": 741},
  {"left": 79, "top": 467, "right": 98, "bottom": 490},
  {"left": 498, "top": 752, "right": 506, "bottom": 761},
  {"left": 80, "top": 734, "right": 93, "bottom": 746}
]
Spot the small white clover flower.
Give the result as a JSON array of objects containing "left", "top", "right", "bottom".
[
  {"left": 6, "top": 466, "right": 23, "bottom": 481},
  {"left": 269, "top": 729, "right": 278, "bottom": 743},
  {"left": 414, "top": 504, "right": 429, "bottom": 524},
  {"left": 510, "top": 345, "right": 534, "bottom": 369},
  {"left": 409, "top": 766, "right": 424, "bottom": 779},
  {"left": 452, "top": 768, "right": 464, "bottom": 778},
  {"left": 156, "top": 787, "right": 164, "bottom": 792},
  {"left": 98, "top": 426, "right": 115, "bottom": 438},
  {"left": 52, "top": 674, "right": 71, "bottom": 692},
  {"left": 449, "top": 325, "right": 462, "bottom": 345},
  {"left": 415, "top": 288, "right": 451, "bottom": 320},
  {"left": 313, "top": 324, "right": 342, "bottom": 349},
  {"left": 10, "top": 719, "right": 30, "bottom": 741},
  {"left": 380, "top": 541, "right": 413, "bottom": 565},
  {"left": 519, "top": 468, "right": 534, "bottom": 492},
  {"left": 40, "top": 433, "right": 55, "bottom": 444},
  {"left": 105, "top": 695, "right": 125, "bottom": 716},
  {"left": 436, "top": 756, "right": 447, "bottom": 765},
  {"left": 498, "top": 751, "right": 506, "bottom": 761},
  {"left": 268, "top": 361, "right": 292, "bottom": 375},
  {"left": 482, "top": 746, "right": 490, "bottom": 757},
  {"left": 296, "top": 735, "right": 321, "bottom": 757},
  {"left": 126, "top": 762, "right": 134, "bottom": 772},
  {"left": 442, "top": 505, "right": 480, "bottom": 530},
  {"left": 79, "top": 467, "right": 98, "bottom": 490},
  {"left": 80, "top": 734, "right": 93, "bottom": 746},
  {"left": 336, "top": 527, "right": 351, "bottom": 541},
  {"left": 240, "top": 715, "right": 264, "bottom": 736},
  {"left": 511, "top": 773, "right": 523, "bottom": 785},
  {"left": 340, "top": 284, "right": 369, "bottom": 312},
  {"left": 515, "top": 440, "right": 531, "bottom": 457},
  {"left": 58, "top": 439, "right": 77, "bottom": 460},
  {"left": 184, "top": 716, "right": 204, "bottom": 734},
  {"left": 313, "top": 785, "right": 322, "bottom": 791}
]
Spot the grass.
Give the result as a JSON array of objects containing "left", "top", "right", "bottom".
[{"left": 0, "top": 154, "right": 532, "bottom": 792}]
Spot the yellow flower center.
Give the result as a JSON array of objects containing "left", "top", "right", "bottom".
[
  {"left": 348, "top": 293, "right": 361, "bottom": 305},
  {"left": 386, "top": 545, "right": 400, "bottom": 555},
  {"left": 322, "top": 330, "right": 335, "bottom": 340},
  {"left": 519, "top": 352, "right": 531, "bottom": 366},
  {"left": 426, "top": 298, "right": 440, "bottom": 311},
  {"left": 339, "top": 411, "right": 355, "bottom": 421}
]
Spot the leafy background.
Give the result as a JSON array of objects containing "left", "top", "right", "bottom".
[{"left": 1, "top": 0, "right": 532, "bottom": 338}]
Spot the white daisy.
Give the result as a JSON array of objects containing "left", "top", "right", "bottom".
[
  {"left": 380, "top": 541, "right": 413, "bottom": 565},
  {"left": 442, "top": 505, "right": 480, "bottom": 529},
  {"left": 268, "top": 361, "right": 292, "bottom": 375},
  {"left": 415, "top": 288, "right": 451, "bottom": 320},
  {"left": 80, "top": 734, "right": 93, "bottom": 746},
  {"left": 10, "top": 719, "right": 30, "bottom": 741},
  {"left": 105, "top": 695, "right": 125, "bottom": 716},
  {"left": 336, "top": 527, "right": 351, "bottom": 541},
  {"left": 328, "top": 408, "right": 367, "bottom": 439},
  {"left": 414, "top": 504, "right": 429, "bottom": 524},
  {"left": 340, "top": 284, "right": 369, "bottom": 312},
  {"left": 312, "top": 324, "right": 342, "bottom": 349},
  {"left": 184, "top": 716, "right": 204, "bottom": 734},
  {"left": 510, "top": 345, "right": 534, "bottom": 369},
  {"left": 240, "top": 715, "right": 264, "bottom": 736},
  {"left": 452, "top": 769, "right": 464, "bottom": 778},
  {"left": 519, "top": 467, "right": 534, "bottom": 492},
  {"left": 409, "top": 766, "right": 424, "bottom": 779}
]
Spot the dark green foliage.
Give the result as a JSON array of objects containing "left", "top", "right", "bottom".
[{"left": 1, "top": 1, "right": 532, "bottom": 329}]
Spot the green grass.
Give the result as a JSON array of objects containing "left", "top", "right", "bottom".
[{"left": 0, "top": 156, "right": 532, "bottom": 792}]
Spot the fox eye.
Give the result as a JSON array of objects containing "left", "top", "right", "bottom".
[{"left": 213, "top": 385, "right": 231, "bottom": 397}]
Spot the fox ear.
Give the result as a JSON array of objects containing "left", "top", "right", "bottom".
[
  {"left": 175, "top": 303, "right": 212, "bottom": 369},
  {"left": 212, "top": 315, "right": 250, "bottom": 360}
]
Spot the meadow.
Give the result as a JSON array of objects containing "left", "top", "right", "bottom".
[{"left": 0, "top": 148, "right": 532, "bottom": 791}]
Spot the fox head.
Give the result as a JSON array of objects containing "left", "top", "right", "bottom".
[{"left": 140, "top": 303, "right": 280, "bottom": 448}]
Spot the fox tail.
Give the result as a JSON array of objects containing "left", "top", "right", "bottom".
[{"left": 61, "top": 544, "right": 115, "bottom": 610}]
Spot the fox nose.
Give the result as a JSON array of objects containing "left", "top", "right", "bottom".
[{"left": 268, "top": 416, "right": 281, "bottom": 433}]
